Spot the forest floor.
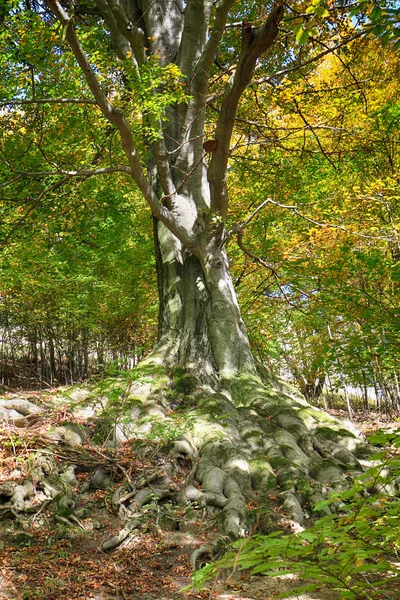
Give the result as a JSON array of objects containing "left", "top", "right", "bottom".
[{"left": 0, "top": 385, "right": 397, "bottom": 600}]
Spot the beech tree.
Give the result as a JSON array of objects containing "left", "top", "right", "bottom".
[{"left": 1, "top": 0, "right": 399, "bottom": 543}]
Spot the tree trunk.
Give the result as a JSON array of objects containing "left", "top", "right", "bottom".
[
  {"left": 154, "top": 219, "right": 256, "bottom": 384},
  {"left": 125, "top": 213, "right": 369, "bottom": 542}
]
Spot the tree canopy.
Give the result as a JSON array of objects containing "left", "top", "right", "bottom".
[{"left": 0, "top": 0, "right": 398, "bottom": 405}]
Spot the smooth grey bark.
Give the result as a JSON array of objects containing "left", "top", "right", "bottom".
[
  {"left": 154, "top": 219, "right": 256, "bottom": 380},
  {"left": 45, "top": 0, "right": 284, "bottom": 280}
]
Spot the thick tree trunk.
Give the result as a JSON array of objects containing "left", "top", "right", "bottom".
[
  {"left": 154, "top": 217, "right": 256, "bottom": 384},
  {"left": 31, "top": 0, "right": 377, "bottom": 561}
]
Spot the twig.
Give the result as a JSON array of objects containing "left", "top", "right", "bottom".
[
  {"left": 237, "top": 231, "right": 306, "bottom": 313},
  {"left": 230, "top": 197, "right": 396, "bottom": 243},
  {"left": 9, "top": 166, "right": 131, "bottom": 177},
  {"left": 254, "top": 31, "right": 368, "bottom": 85},
  {"left": 31, "top": 499, "right": 52, "bottom": 523}
]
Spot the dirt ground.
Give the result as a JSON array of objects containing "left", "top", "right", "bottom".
[{"left": 0, "top": 527, "right": 339, "bottom": 600}]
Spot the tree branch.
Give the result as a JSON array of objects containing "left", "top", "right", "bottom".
[
  {"left": 7, "top": 166, "right": 131, "bottom": 177},
  {"left": 0, "top": 175, "right": 23, "bottom": 189},
  {"left": 179, "top": 0, "right": 213, "bottom": 81},
  {"left": 96, "top": 0, "right": 146, "bottom": 67},
  {"left": 237, "top": 231, "right": 306, "bottom": 313},
  {"left": 2, "top": 176, "right": 70, "bottom": 244},
  {"left": 292, "top": 98, "right": 338, "bottom": 170},
  {"left": 207, "top": 3, "right": 284, "bottom": 221},
  {"left": 233, "top": 197, "right": 396, "bottom": 244},
  {"left": 0, "top": 98, "right": 97, "bottom": 107},
  {"left": 94, "top": 0, "right": 175, "bottom": 198},
  {"left": 45, "top": 0, "right": 198, "bottom": 254},
  {"left": 195, "top": 0, "right": 236, "bottom": 93},
  {"left": 254, "top": 31, "right": 367, "bottom": 85}
]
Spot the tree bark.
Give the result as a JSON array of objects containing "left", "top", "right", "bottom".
[{"left": 154, "top": 218, "right": 256, "bottom": 383}]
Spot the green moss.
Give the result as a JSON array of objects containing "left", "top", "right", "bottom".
[
  {"left": 295, "top": 477, "right": 314, "bottom": 497},
  {"left": 249, "top": 458, "right": 276, "bottom": 491},
  {"left": 268, "top": 455, "right": 290, "bottom": 470},
  {"left": 311, "top": 459, "right": 346, "bottom": 486},
  {"left": 298, "top": 406, "right": 333, "bottom": 424},
  {"left": 279, "top": 444, "right": 308, "bottom": 469},
  {"left": 171, "top": 367, "right": 198, "bottom": 395},
  {"left": 316, "top": 426, "right": 356, "bottom": 442},
  {"left": 277, "top": 472, "right": 296, "bottom": 492},
  {"left": 242, "top": 429, "right": 263, "bottom": 441},
  {"left": 201, "top": 439, "right": 238, "bottom": 465},
  {"left": 354, "top": 443, "right": 375, "bottom": 459},
  {"left": 223, "top": 373, "right": 266, "bottom": 407}
]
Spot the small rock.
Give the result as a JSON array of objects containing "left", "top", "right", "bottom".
[
  {"left": 48, "top": 422, "right": 87, "bottom": 445},
  {"left": 89, "top": 468, "right": 111, "bottom": 490}
]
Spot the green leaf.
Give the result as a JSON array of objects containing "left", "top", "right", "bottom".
[
  {"left": 369, "top": 6, "right": 382, "bottom": 22},
  {"left": 315, "top": 6, "right": 329, "bottom": 18},
  {"left": 296, "top": 27, "right": 310, "bottom": 45},
  {"left": 313, "top": 499, "right": 332, "bottom": 510}
]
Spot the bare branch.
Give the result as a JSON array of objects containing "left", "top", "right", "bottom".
[
  {"left": 0, "top": 175, "right": 23, "bottom": 189},
  {"left": 96, "top": 0, "right": 146, "bottom": 66},
  {"left": 2, "top": 176, "right": 70, "bottom": 244},
  {"left": 239, "top": 198, "right": 274, "bottom": 230},
  {"left": 255, "top": 31, "right": 367, "bottom": 85},
  {"left": 235, "top": 197, "right": 397, "bottom": 243},
  {"left": 7, "top": 166, "right": 131, "bottom": 177},
  {"left": 237, "top": 232, "right": 279, "bottom": 279},
  {"left": 237, "top": 231, "right": 306, "bottom": 313},
  {"left": 313, "top": 37, "right": 369, "bottom": 113},
  {"left": 0, "top": 98, "right": 98, "bottom": 107},
  {"left": 196, "top": 0, "right": 236, "bottom": 89},
  {"left": 161, "top": 151, "right": 207, "bottom": 203},
  {"left": 293, "top": 98, "right": 338, "bottom": 170},
  {"left": 177, "top": 0, "right": 236, "bottom": 158}
]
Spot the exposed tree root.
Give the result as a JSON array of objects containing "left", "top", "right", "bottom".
[
  {"left": 0, "top": 397, "right": 45, "bottom": 427},
  {"left": 0, "top": 365, "right": 375, "bottom": 574},
  {"left": 78, "top": 360, "right": 372, "bottom": 567},
  {"left": 168, "top": 373, "right": 368, "bottom": 537}
]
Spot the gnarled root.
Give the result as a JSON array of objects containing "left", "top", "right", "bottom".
[{"left": 166, "top": 376, "right": 371, "bottom": 567}]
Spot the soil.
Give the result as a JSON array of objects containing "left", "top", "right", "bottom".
[{"left": 0, "top": 387, "right": 396, "bottom": 600}]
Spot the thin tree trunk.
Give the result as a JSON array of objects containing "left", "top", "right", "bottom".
[
  {"left": 48, "top": 333, "right": 56, "bottom": 385},
  {"left": 362, "top": 370, "right": 369, "bottom": 411},
  {"left": 327, "top": 325, "right": 352, "bottom": 418},
  {"left": 393, "top": 371, "right": 400, "bottom": 412}
]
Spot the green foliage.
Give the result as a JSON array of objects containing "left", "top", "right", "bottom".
[
  {"left": 349, "top": 1, "right": 400, "bottom": 48},
  {"left": 190, "top": 429, "right": 400, "bottom": 599},
  {"left": 228, "top": 35, "right": 400, "bottom": 409}
]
